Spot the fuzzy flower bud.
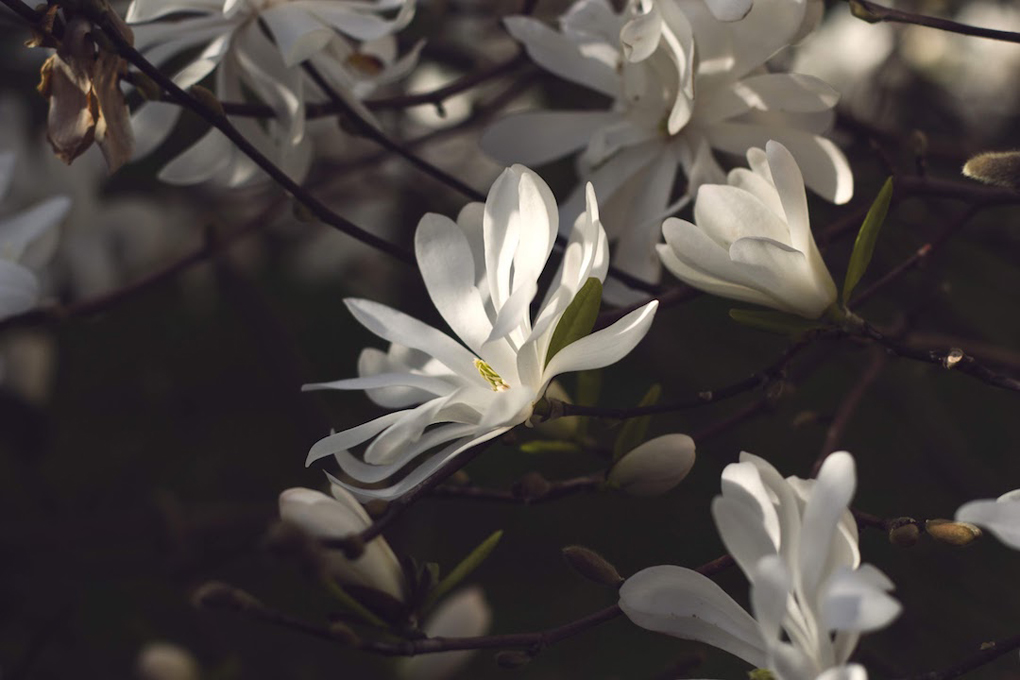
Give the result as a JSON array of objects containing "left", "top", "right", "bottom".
[{"left": 609, "top": 434, "right": 696, "bottom": 497}]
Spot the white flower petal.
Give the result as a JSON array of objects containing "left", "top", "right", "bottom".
[
  {"left": 707, "top": 124, "right": 853, "bottom": 204},
  {"left": 126, "top": 0, "right": 220, "bottom": 23},
  {"left": 749, "top": 555, "right": 791, "bottom": 643},
  {"left": 399, "top": 587, "right": 492, "bottom": 680},
  {"left": 0, "top": 196, "right": 70, "bottom": 261},
  {"left": 821, "top": 564, "right": 901, "bottom": 633},
  {"left": 504, "top": 16, "right": 620, "bottom": 98},
  {"left": 798, "top": 451, "right": 857, "bottom": 597},
  {"left": 712, "top": 495, "right": 780, "bottom": 579},
  {"left": 620, "top": 2, "right": 663, "bottom": 63},
  {"left": 817, "top": 665, "right": 869, "bottom": 680},
  {"left": 344, "top": 299, "right": 484, "bottom": 386},
  {"left": 728, "top": 236, "right": 835, "bottom": 317},
  {"left": 279, "top": 487, "right": 406, "bottom": 601},
  {"left": 261, "top": 6, "right": 332, "bottom": 67},
  {"left": 415, "top": 213, "right": 492, "bottom": 352},
  {"left": 704, "top": 0, "right": 754, "bottom": 22},
  {"left": 306, "top": 412, "right": 405, "bottom": 466},
  {"left": 0, "top": 260, "right": 40, "bottom": 320},
  {"left": 543, "top": 300, "right": 657, "bottom": 379},
  {"left": 620, "top": 565, "right": 767, "bottom": 668},
  {"left": 481, "top": 111, "right": 619, "bottom": 167},
  {"left": 956, "top": 494, "right": 1020, "bottom": 550}
]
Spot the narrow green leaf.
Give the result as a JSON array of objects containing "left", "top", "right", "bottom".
[
  {"left": 423, "top": 530, "right": 503, "bottom": 613},
  {"left": 575, "top": 369, "right": 602, "bottom": 407},
  {"left": 613, "top": 384, "right": 661, "bottom": 462},
  {"left": 729, "top": 308, "right": 828, "bottom": 336},
  {"left": 322, "top": 580, "right": 388, "bottom": 628},
  {"left": 519, "top": 440, "right": 582, "bottom": 455},
  {"left": 545, "top": 278, "right": 602, "bottom": 366},
  {"left": 843, "top": 177, "right": 894, "bottom": 305}
]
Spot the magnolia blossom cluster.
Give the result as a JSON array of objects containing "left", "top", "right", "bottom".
[
  {"left": 483, "top": 0, "right": 851, "bottom": 298},
  {"left": 126, "top": 0, "right": 420, "bottom": 185},
  {"left": 621, "top": 452, "right": 901, "bottom": 679}
]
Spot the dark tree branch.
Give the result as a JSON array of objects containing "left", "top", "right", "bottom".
[{"left": 845, "top": 0, "right": 1020, "bottom": 44}]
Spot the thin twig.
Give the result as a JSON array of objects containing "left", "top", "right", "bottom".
[
  {"left": 845, "top": 0, "right": 1020, "bottom": 44},
  {"left": 812, "top": 348, "right": 887, "bottom": 476},
  {"left": 299, "top": 60, "right": 485, "bottom": 202},
  {"left": 538, "top": 336, "right": 819, "bottom": 420},
  {"left": 430, "top": 472, "right": 605, "bottom": 504},
  {"left": 895, "top": 632, "right": 1020, "bottom": 680}
]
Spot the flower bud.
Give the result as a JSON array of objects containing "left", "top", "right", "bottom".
[
  {"left": 887, "top": 518, "right": 920, "bottom": 548},
  {"left": 926, "top": 519, "right": 983, "bottom": 546},
  {"left": 608, "top": 434, "right": 696, "bottom": 497},
  {"left": 562, "top": 545, "right": 623, "bottom": 586},
  {"left": 513, "top": 472, "right": 552, "bottom": 500},
  {"left": 279, "top": 487, "right": 407, "bottom": 602},
  {"left": 963, "top": 150, "right": 1020, "bottom": 189}
]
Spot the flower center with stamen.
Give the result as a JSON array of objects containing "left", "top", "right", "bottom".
[{"left": 474, "top": 359, "right": 510, "bottom": 392}]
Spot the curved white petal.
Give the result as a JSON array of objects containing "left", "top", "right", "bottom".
[
  {"left": 799, "top": 452, "right": 857, "bottom": 597},
  {"left": 415, "top": 213, "right": 492, "bottom": 352},
  {"left": 261, "top": 6, "right": 332, "bottom": 67},
  {"left": 0, "top": 260, "right": 40, "bottom": 320},
  {"left": 0, "top": 196, "right": 71, "bottom": 261},
  {"left": 504, "top": 16, "right": 620, "bottom": 98},
  {"left": 481, "top": 111, "right": 619, "bottom": 167},
  {"left": 956, "top": 495, "right": 1020, "bottom": 550},
  {"left": 344, "top": 299, "right": 484, "bottom": 386},
  {"left": 620, "top": 565, "right": 767, "bottom": 668},
  {"left": 306, "top": 411, "right": 405, "bottom": 466},
  {"left": 543, "top": 301, "right": 657, "bottom": 379},
  {"left": 821, "top": 564, "right": 901, "bottom": 633}
]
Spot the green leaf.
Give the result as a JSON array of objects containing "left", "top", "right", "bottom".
[
  {"left": 843, "top": 177, "right": 893, "bottom": 305},
  {"left": 575, "top": 369, "right": 602, "bottom": 407},
  {"left": 729, "top": 308, "right": 828, "bottom": 336},
  {"left": 423, "top": 530, "right": 503, "bottom": 613},
  {"left": 545, "top": 278, "right": 602, "bottom": 366},
  {"left": 519, "top": 440, "right": 582, "bottom": 455},
  {"left": 322, "top": 580, "right": 388, "bottom": 628},
  {"left": 613, "top": 384, "right": 661, "bottom": 462}
]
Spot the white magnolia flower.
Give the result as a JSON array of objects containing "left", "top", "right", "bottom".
[
  {"left": 136, "top": 642, "right": 200, "bottom": 680},
  {"left": 659, "top": 140, "right": 837, "bottom": 318},
  {"left": 956, "top": 488, "right": 1020, "bottom": 551},
  {"left": 608, "top": 433, "right": 696, "bottom": 496},
  {"left": 0, "top": 153, "right": 70, "bottom": 321},
  {"left": 482, "top": 0, "right": 851, "bottom": 299},
  {"left": 126, "top": 0, "right": 418, "bottom": 186},
  {"left": 398, "top": 586, "right": 492, "bottom": 680},
  {"left": 304, "top": 165, "right": 658, "bottom": 500},
  {"left": 620, "top": 451, "right": 901, "bottom": 680},
  {"left": 279, "top": 485, "right": 407, "bottom": 601}
]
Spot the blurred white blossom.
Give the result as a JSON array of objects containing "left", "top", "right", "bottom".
[
  {"left": 304, "top": 165, "right": 657, "bottom": 500},
  {"left": 0, "top": 152, "right": 70, "bottom": 320},
  {"left": 126, "top": 0, "right": 420, "bottom": 186},
  {"left": 398, "top": 587, "right": 492, "bottom": 680},
  {"left": 279, "top": 485, "right": 408, "bottom": 601},
  {"left": 483, "top": 0, "right": 850, "bottom": 300},
  {"left": 956, "top": 488, "right": 1020, "bottom": 551},
  {"left": 659, "top": 140, "right": 837, "bottom": 318},
  {"left": 620, "top": 451, "right": 900, "bottom": 679},
  {"left": 136, "top": 642, "right": 200, "bottom": 680}
]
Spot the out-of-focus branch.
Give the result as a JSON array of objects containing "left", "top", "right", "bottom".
[
  {"left": 215, "top": 53, "right": 529, "bottom": 117},
  {"left": 845, "top": 0, "right": 1020, "bottom": 44},
  {"left": 0, "top": 199, "right": 284, "bottom": 333},
  {"left": 894, "top": 632, "right": 1020, "bottom": 680},
  {"left": 536, "top": 335, "right": 820, "bottom": 421},
  {"left": 430, "top": 472, "right": 605, "bottom": 504}
]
